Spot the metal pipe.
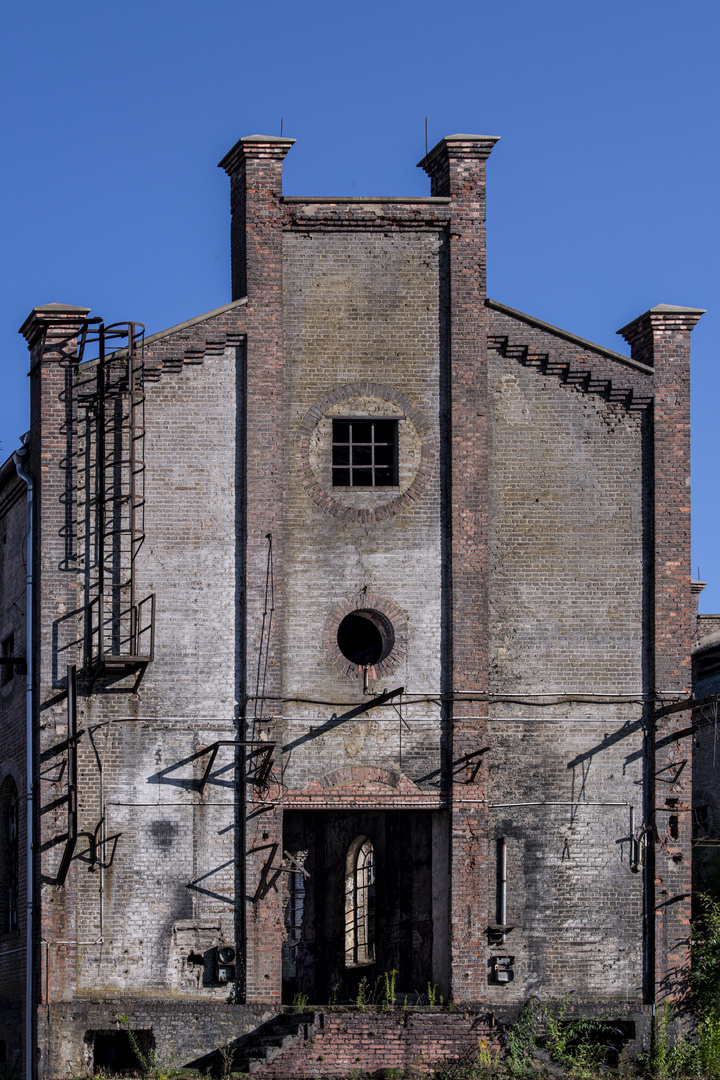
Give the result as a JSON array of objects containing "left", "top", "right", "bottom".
[
  {"left": 13, "top": 445, "right": 33, "bottom": 1080},
  {"left": 497, "top": 837, "right": 507, "bottom": 942},
  {"left": 489, "top": 801, "right": 631, "bottom": 808},
  {"left": 630, "top": 806, "right": 639, "bottom": 872}
]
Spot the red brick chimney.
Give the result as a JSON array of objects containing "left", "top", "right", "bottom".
[{"left": 218, "top": 135, "right": 295, "bottom": 303}]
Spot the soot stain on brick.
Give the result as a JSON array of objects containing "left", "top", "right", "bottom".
[{"left": 150, "top": 819, "right": 179, "bottom": 852}]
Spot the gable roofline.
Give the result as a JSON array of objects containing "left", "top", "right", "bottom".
[
  {"left": 486, "top": 298, "right": 654, "bottom": 375},
  {"left": 140, "top": 297, "right": 248, "bottom": 348}
]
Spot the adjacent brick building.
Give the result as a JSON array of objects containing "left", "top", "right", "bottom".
[{"left": 0, "top": 132, "right": 705, "bottom": 1077}]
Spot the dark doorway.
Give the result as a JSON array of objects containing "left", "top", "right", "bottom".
[
  {"left": 90, "top": 1030, "right": 153, "bottom": 1074},
  {"left": 282, "top": 810, "right": 434, "bottom": 1004}
]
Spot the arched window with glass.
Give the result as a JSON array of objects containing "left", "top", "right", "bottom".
[{"left": 345, "top": 836, "right": 375, "bottom": 967}]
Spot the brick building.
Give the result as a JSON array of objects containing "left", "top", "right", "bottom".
[{"left": 0, "top": 132, "right": 706, "bottom": 1077}]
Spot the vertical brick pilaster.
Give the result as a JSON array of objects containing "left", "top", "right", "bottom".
[
  {"left": 19, "top": 304, "right": 90, "bottom": 1019},
  {"left": 219, "top": 136, "right": 294, "bottom": 1003},
  {"left": 420, "top": 135, "right": 499, "bottom": 1001},
  {"left": 619, "top": 304, "right": 704, "bottom": 1004}
]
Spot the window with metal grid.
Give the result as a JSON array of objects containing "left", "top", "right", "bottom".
[
  {"left": 332, "top": 420, "right": 398, "bottom": 487},
  {"left": 345, "top": 837, "right": 376, "bottom": 967}
]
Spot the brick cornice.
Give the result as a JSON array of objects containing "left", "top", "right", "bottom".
[
  {"left": 19, "top": 304, "right": 90, "bottom": 348},
  {"left": 218, "top": 135, "right": 295, "bottom": 176},
  {"left": 418, "top": 134, "right": 500, "bottom": 173},
  {"left": 617, "top": 305, "right": 705, "bottom": 367}
]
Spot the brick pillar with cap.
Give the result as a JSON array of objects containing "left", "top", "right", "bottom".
[
  {"left": 19, "top": 304, "right": 90, "bottom": 1027},
  {"left": 420, "top": 135, "right": 499, "bottom": 1001},
  {"left": 619, "top": 304, "right": 704, "bottom": 1004},
  {"left": 219, "top": 136, "right": 294, "bottom": 1002}
]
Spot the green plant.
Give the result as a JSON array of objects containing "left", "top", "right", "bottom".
[
  {"left": 383, "top": 968, "right": 398, "bottom": 1008},
  {"left": 542, "top": 995, "right": 611, "bottom": 1075},
  {"left": 292, "top": 991, "right": 310, "bottom": 1013},
  {"left": 427, "top": 982, "right": 441, "bottom": 1006},
  {"left": 354, "top": 975, "right": 370, "bottom": 1010},
  {"left": 656, "top": 1015, "right": 720, "bottom": 1080},
  {"left": 693, "top": 893, "right": 720, "bottom": 1020},
  {"left": 501, "top": 997, "right": 540, "bottom": 1076},
  {"left": 651, "top": 1004, "right": 671, "bottom": 1079},
  {"left": 497, "top": 995, "right": 622, "bottom": 1078},
  {"left": 432, "top": 1054, "right": 492, "bottom": 1080},
  {"left": 697, "top": 1016, "right": 720, "bottom": 1079},
  {"left": 117, "top": 1016, "right": 178, "bottom": 1080},
  {"left": 217, "top": 1042, "right": 234, "bottom": 1080}
]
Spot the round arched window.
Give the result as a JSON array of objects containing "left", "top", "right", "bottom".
[{"left": 345, "top": 836, "right": 376, "bottom": 967}]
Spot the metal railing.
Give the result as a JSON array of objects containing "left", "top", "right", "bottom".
[{"left": 87, "top": 591, "right": 155, "bottom": 668}]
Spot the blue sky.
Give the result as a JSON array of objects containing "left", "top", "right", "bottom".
[{"left": 1, "top": 0, "right": 718, "bottom": 607}]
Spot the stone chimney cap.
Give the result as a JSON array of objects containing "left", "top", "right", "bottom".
[
  {"left": 418, "top": 134, "right": 500, "bottom": 172},
  {"left": 617, "top": 304, "right": 706, "bottom": 339},
  {"left": 238, "top": 134, "right": 296, "bottom": 144},
  {"left": 218, "top": 135, "right": 296, "bottom": 171},
  {"left": 19, "top": 303, "right": 91, "bottom": 342},
  {"left": 439, "top": 134, "right": 502, "bottom": 142}
]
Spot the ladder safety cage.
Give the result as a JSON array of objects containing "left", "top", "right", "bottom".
[{"left": 73, "top": 320, "right": 155, "bottom": 686}]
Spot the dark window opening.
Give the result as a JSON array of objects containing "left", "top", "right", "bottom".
[
  {"left": 0, "top": 778, "right": 19, "bottom": 935},
  {"left": 7, "top": 791, "right": 17, "bottom": 933},
  {"left": 693, "top": 806, "right": 709, "bottom": 838},
  {"left": 698, "top": 647, "right": 720, "bottom": 679},
  {"left": 0, "top": 635, "right": 14, "bottom": 688},
  {"left": 332, "top": 419, "right": 398, "bottom": 487},
  {"left": 283, "top": 852, "right": 307, "bottom": 981},
  {"left": 337, "top": 610, "right": 394, "bottom": 667},
  {"left": 90, "top": 1030, "right": 153, "bottom": 1074}
]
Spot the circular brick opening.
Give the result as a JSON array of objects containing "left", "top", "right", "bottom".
[
  {"left": 324, "top": 591, "right": 408, "bottom": 680},
  {"left": 337, "top": 609, "right": 395, "bottom": 667},
  {"left": 295, "top": 383, "right": 436, "bottom": 523}
]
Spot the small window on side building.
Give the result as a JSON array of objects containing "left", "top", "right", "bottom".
[{"left": 0, "top": 635, "right": 14, "bottom": 688}]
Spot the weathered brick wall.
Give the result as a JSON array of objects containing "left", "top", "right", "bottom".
[
  {"left": 488, "top": 338, "right": 646, "bottom": 695},
  {"left": 486, "top": 720, "right": 644, "bottom": 1003},
  {"left": 37, "top": 999, "right": 275, "bottom": 1079},
  {"left": 485, "top": 320, "right": 647, "bottom": 1003},
  {"left": 0, "top": 475, "right": 29, "bottom": 1065},
  {"left": 281, "top": 228, "right": 444, "bottom": 773},
  {"left": 254, "top": 1010, "right": 497, "bottom": 1078},
  {"left": 68, "top": 332, "right": 244, "bottom": 1000}
]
